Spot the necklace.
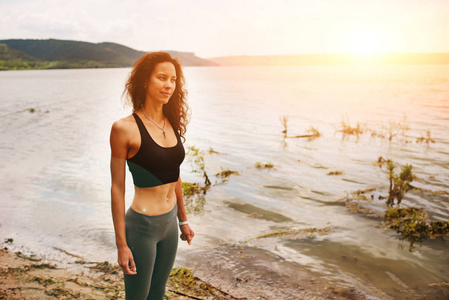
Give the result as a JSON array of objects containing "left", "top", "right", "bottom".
[{"left": 141, "top": 109, "right": 166, "bottom": 139}]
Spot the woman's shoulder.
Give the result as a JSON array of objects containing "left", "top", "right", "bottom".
[{"left": 111, "top": 114, "right": 137, "bottom": 135}]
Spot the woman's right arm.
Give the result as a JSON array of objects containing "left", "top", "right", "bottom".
[{"left": 110, "top": 120, "right": 137, "bottom": 275}]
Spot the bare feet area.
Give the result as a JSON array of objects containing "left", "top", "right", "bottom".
[{"left": 0, "top": 243, "right": 372, "bottom": 300}]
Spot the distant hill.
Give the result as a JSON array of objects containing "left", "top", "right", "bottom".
[
  {"left": 0, "top": 43, "right": 53, "bottom": 70},
  {"left": 0, "top": 39, "right": 217, "bottom": 70},
  {"left": 0, "top": 43, "right": 36, "bottom": 61},
  {"left": 210, "top": 53, "right": 449, "bottom": 66}
]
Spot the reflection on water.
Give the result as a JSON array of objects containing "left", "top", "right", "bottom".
[{"left": 0, "top": 65, "right": 448, "bottom": 298}]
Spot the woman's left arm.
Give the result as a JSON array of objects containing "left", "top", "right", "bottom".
[{"left": 175, "top": 177, "right": 195, "bottom": 244}]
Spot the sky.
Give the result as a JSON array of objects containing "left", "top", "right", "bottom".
[{"left": 0, "top": 0, "right": 448, "bottom": 58}]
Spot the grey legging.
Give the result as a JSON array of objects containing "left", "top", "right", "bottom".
[{"left": 124, "top": 204, "right": 178, "bottom": 300}]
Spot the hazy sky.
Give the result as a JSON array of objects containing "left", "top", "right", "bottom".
[{"left": 1, "top": 0, "right": 448, "bottom": 57}]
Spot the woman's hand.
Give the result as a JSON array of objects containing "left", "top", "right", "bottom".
[
  {"left": 117, "top": 246, "right": 137, "bottom": 275},
  {"left": 180, "top": 224, "right": 194, "bottom": 245}
]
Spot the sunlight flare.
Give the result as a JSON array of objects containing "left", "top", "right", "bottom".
[{"left": 344, "top": 29, "right": 387, "bottom": 55}]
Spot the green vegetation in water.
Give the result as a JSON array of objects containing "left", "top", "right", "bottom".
[
  {"left": 345, "top": 201, "right": 377, "bottom": 216},
  {"left": 26, "top": 107, "right": 49, "bottom": 113},
  {"left": 182, "top": 182, "right": 207, "bottom": 215},
  {"left": 349, "top": 188, "right": 376, "bottom": 202},
  {"left": 183, "top": 147, "right": 210, "bottom": 212},
  {"left": 255, "top": 162, "right": 274, "bottom": 170},
  {"left": 207, "top": 146, "right": 226, "bottom": 155},
  {"left": 187, "top": 146, "right": 211, "bottom": 186},
  {"left": 256, "top": 227, "right": 333, "bottom": 240},
  {"left": 384, "top": 207, "right": 449, "bottom": 251},
  {"left": 215, "top": 169, "right": 240, "bottom": 180},
  {"left": 345, "top": 157, "right": 449, "bottom": 252},
  {"left": 344, "top": 188, "right": 379, "bottom": 217},
  {"left": 182, "top": 182, "right": 205, "bottom": 197},
  {"left": 184, "top": 145, "right": 239, "bottom": 214},
  {"left": 377, "top": 157, "right": 414, "bottom": 207}
]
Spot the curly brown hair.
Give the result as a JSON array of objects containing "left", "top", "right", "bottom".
[{"left": 122, "top": 52, "right": 190, "bottom": 140}]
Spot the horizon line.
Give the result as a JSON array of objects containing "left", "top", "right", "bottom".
[{"left": 1, "top": 38, "right": 449, "bottom": 59}]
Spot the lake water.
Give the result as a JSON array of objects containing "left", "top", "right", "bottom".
[{"left": 0, "top": 65, "right": 448, "bottom": 299}]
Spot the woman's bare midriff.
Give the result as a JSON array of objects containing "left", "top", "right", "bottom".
[{"left": 130, "top": 182, "right": 177, "bottom": 216}]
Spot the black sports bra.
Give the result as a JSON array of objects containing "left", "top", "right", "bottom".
[{"left": 127, "top": 113, "right": 185, "bottom": 188}]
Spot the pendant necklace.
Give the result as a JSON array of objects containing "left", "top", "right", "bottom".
[{"left": 141, "top": 109, "right": 166, "bottom": 138}]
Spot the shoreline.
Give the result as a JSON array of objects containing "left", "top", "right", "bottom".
[
  {"left": 181, "top": 245, "right": 373, "bottom": 300},
  {"left": 0, "top": 243, "right": 372, "bottom": 300}
]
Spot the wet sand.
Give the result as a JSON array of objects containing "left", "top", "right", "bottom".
[
  {"left": 0, "top": 245, "right": 371, "bottom": 300},
  {"left": 182, "top": 245, "right": 371, "bottom": 300}
]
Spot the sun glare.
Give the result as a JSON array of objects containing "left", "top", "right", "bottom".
[{"left": 344, "top": 30, "right": 387, "bottom": 56}]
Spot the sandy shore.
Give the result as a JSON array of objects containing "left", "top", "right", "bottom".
[
  {"left": 0, "top": 245, "right": 125, "bottom": 300},
  {"left": 0, "top": 243, "right": 373, "bottom": 300},
  {"left": 0, "top": 246, "right": 243, "bottom": 300}
]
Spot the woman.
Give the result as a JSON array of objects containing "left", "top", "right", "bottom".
[{"left": 110, "top": 52, "right": 194, "bottom": 300}]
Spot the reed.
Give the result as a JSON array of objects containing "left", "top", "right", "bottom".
[
  {"left": 416, "top": 130, "right": 435, "bottom": 144},
  {"left": 377, "top": 157, "right": 414, "bottom": 207},
  {"left": 280, "top": 115, "right": 288, "bottom": 138}
]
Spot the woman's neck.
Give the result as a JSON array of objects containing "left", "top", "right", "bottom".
[{"left": 141, "top": 103, "right": 164, "bottom": 122}]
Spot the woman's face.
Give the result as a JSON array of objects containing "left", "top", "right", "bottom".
[{"left": 145, "top": 61, "right": 176, "bottom": 105}]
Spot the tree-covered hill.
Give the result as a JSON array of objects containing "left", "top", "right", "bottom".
[
  {"left": 0, "top": 43, "right": 53, "bottom": 70},
  {"left": 0, "top": 39, "right": 216, "bottom": 70},
  {"left": 0, "top": 43, "right": 37, "bottom": 61}
]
